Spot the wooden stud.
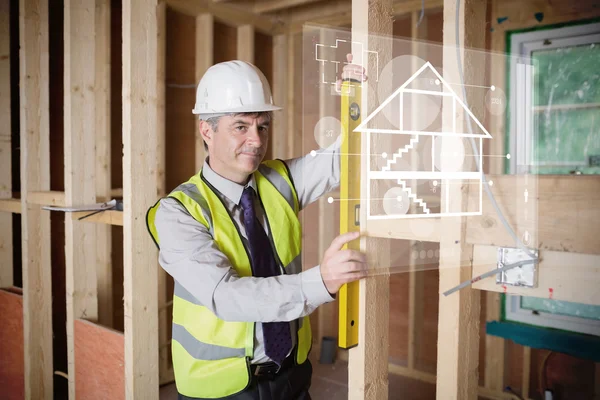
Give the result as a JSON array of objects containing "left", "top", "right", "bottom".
[
  {"left": 195, "top": 13, "right": 213, "bottom": 172},
  {"left": 484, "top": 289, "right": 506, "bottom": 391},
  {"left": 157, "top": 1, "right": 174, "bottom": 385},
  {"left": 64, "top": 2, "right": 98, "bottom": 397},
  {"left": 122, "top": 0, "right": 159, "bottom": 397},
  {"left": 19, "top": 0, "right": 53, "bottom": 397},
  {"left": 521, "top": 346, "right": 531, "bottom": 399},
  {"left": 95, "top": 0, "right": 113, "bottom": 329},
  {"left": 0, "top": 0, "right": 12, "bottom": 288},
  {"left": 349, "top": 0, "right": 393, "bottom": 398},
  {"left": 157, "top": 2, "right": 167, "bottom": 196},
  {"left": 271, "top": 34, "right": 288, "bottom": 159},
  {"left": 436, "top": 0, "right": 486, "bottom": 399},
  {"left": 286, "top": 33, "right": 296, "bottom": 158},
  {"left": 407, "top": 10, "right": 428, "bottom": 371},
  {"left": 236, "top": 24, "right": 254, "bottom": 63}
]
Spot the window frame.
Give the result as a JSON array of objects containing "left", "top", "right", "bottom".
[{"left": 505, "top": 21, "right": 600, "bottom": 337}]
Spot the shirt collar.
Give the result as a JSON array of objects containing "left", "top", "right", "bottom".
[{"left": 201, "top": 158, "right": 258, "bottom": 206}]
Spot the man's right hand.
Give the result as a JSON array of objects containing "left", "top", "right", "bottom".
[{"left": 320, "top": 231, "right": 368, "bottom": 295}]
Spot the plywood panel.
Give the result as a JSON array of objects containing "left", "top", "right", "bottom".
[
  {"left": 0, "top": 288, "right": 24, "bottom": 400},
  {"left": 74, "top": 319, "right": 124, "bottom": 400}
]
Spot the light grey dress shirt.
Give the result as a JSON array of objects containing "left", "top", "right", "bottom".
[{"left": 154, "top": 139, "right": 341, "bottom": 364}]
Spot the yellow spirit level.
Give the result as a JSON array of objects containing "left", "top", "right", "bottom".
[{"left": 338, "top": 78, "right": 362, "bottom": 349}]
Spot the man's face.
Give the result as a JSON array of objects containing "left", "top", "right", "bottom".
[{"left": 203, "top": 113, "right": 270, "bottom": 183}]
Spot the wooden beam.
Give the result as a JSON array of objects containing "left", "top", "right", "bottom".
[
  {"left": 166, "top": 0, "right": 285, "bottom": 35},
  {"left": 472, "top": 245, "right": 600, "bottom": 306},
  {"left": 64, "top": 2, "right": 98, "bottom": 397},
  {"left": 254, "top": 0, "right": 322, "bottom": 14},
  {"left": 19, "top": 0, "right": 53, "bottom": 397},
  {"left": 271, "top": 34, "right": 288, "bottom": 159},
  {"left": 0, "top": 0, "right": 12, "bottom": 288},
  {"left": 348, "top": 0, "right": 393, "bottom": 399},
  {"left": 287, "top": 0, "right": 443, "bottom": 34},
  {"left": 236, "top": 24, "right": 254, "bottom": 63},
  {"left": 71, "top": 210, "right": 124, "bottom": 226},
  {"left": 436, "top": 0, "right": 486, "bottom": 399},
  {"left": 366, "top": 217, "right": 440, "bottom": 242},
  {"left": 0, "top": 199, "right": 21, "bottom": 214},
  {"left": 122, "top": 0, "right": 159, "bottom": 397},
  {"left": 195, "top": 13, "right": 213, "bottom": 172},
  {"left": 467, "top": 175, "right": 600, "bottom": 256}
]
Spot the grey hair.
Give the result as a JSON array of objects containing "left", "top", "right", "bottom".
[{"left": 200, "top": 111, "right": 273, "bottom": 151}]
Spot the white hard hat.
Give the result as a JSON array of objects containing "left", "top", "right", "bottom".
[{"left": 192, "top": 60, "right": 282, "bottom": 116}]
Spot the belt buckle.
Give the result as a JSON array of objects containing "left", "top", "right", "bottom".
[{"left": 254, "top": 362, "right": 280, "bottom": 379}]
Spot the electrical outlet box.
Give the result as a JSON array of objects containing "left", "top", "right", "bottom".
[
  {"left": 589, "top": 155, "right": 600, "bottom": 167},
  {"left": 496, "top": 247, "right": 538, "bottom": 288}
]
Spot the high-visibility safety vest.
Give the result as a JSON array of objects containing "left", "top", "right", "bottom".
[{"left": 146, "top": 159, "right": 312, "bottom": 399}]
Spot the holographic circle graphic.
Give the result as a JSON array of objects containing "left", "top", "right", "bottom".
[
  {"left": 485, "top": 86, "right": 507, "bottom": 116},
  {"left": 313, "top": 116, "right": 342, "bottom": 149},
  {"left": 377, "top": 56, "right": 442, "bottom": 131},
  {"left": 409, "top": 217, "right": 435, "bottom": 238},
  {"left": 434, "top": 136, "right": 466, "bottom": 172},
  {"left": 383, "top": 187, "right": 410, "bottom": 216}
]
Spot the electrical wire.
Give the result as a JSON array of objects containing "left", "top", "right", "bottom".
[{"left": 443, "top": 0, "right": 539, "bottom": 296}]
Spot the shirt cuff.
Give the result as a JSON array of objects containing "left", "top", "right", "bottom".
[{"left": 301, "top": 266, "right": 335, "bottom": 306}]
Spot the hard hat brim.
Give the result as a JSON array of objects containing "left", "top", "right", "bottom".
[{"left": 192, "top": 104, "right": 282, "bottom": 115}]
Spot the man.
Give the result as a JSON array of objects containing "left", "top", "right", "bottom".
[{"left": 147, "top": 57, "right": 368, "bottom": 400}]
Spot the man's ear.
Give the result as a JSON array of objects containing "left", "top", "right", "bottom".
[{"left": 199, "top": 120, "right": 212, "bottom": 146}]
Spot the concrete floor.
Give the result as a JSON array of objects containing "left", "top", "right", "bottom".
[{"left": 159, "top": 354, "right": 437, "bottom": 400}]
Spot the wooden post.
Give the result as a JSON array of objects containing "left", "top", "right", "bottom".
[
  {"left": 19, "top": 0, "right": 53, "bottom": 397},
  {"left": 195, "top": 13, "right": 213, "bottom": 171},
  {"left": 407, "top": 10, "right": 428, "bottom": 371},
  {"left": 349, "top": 0, "right": 393, "bottom": 398},
  {"left": 237, "top": 24, "right": 254, "bottom": 63},
  {"left": 436, "top": 0, "right": 486, "bottom": 399},
  {"left": 0, "top": 0, "right": 12, "bottom": 288},
  {"left": 122, "top": 0, "right": 159, "bottom": 397},
  {"left": 95, "top": 0, "right": 113, "bottom": 329},
  {"left": 271, "top": 34, "right": 288, "bottom": 159},
  {"left": 64, "top": 1, "right": 98, "bottom": 397}
]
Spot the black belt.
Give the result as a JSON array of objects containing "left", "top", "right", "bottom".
[{"left": 250, "top": 355, "right": 295, "bottom": 380}]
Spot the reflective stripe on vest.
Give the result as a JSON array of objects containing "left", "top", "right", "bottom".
[{"left": 146, "top": 159, "right": 312, "bottom": 398}]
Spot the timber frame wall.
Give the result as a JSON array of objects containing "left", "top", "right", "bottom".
[{"left": 0, "top": 0, "right": 599, "bottom": 399}]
